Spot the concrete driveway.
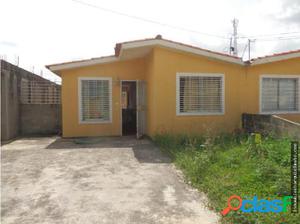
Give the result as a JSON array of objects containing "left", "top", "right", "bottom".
[{"left": 1, "top": 136, "right": 219, "bottom": 224}]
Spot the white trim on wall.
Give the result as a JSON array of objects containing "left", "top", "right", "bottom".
[
  {"left": 176, "top": 73, "right": 225, "bottom": 116},
  {"left": 78, "top": 77, "right": 113, "bottom": 124},
  {"left": 49, "top": 56, "right": 118, "bottom": 71},
  {"left": 259, "top": 74, "right": 300, "bottom": 114}
]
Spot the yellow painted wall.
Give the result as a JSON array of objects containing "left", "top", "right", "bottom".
[
  {"left": 148, "top": 47, "right": 245, "bottom": 136},
  {"left": 60, "top": 47, "right": 300, "bottom": 138},
  {"left": 145, "top": 50, "right": 157, "bottom": 136},
  {"left": 60, "top": 58, "right": 146, "bottom": 137},
  {"left": 243, "top": 57, "right": 300, "bottom": 123}
]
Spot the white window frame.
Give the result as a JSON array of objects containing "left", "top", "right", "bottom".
[
  {"left": 259, "top": 74, "right": 300, "bottom": 114},
  {"left": 176, "top": 73, "right": 225, "bottom": 116},
  {"left": 78, "top": 77, "right": 112, "bottom": 124}
]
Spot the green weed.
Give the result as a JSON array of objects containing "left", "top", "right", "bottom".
[{"left": 154, "top": 133, "right": 298, "bottom": 224}]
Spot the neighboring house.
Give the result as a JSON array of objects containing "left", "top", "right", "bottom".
[{"left": 47, "top": 35, "right": 300, "bottom": 138}]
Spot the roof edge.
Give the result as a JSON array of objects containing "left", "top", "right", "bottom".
[
  {"left": 250, "top": 49, "right": 300, "bottom": 65},
  {"left": 46, "top": 55, "right": 117, "bottom": 72},
  {"left": 117, "top": 37, "right": 244, "bottom": 65},
  {"left": 46, "top": 36, "right": 300, "bottom": 72}
]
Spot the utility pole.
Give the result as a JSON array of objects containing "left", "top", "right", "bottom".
[
  {"left": 248, "top": 39, "right": 251, "bottom": 60},
  {"left": 232, "top": 18, "right": 238, "bottom": 56},
  {"left": 15, "top": 55, "right": 19, "bottom": 66},
  {"left": 229, "top": 37, "right": 233, "bottom": 55},
  {"left": 248, "top": 39, "right": 255, "bottom": 61}
]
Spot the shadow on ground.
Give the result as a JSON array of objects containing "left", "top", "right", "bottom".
[
  {"left": 2, "top": 136, "right": 219, "bottom": 224},
  {"left": 46, "top": 136, "right": 171, "bottom": 164}
]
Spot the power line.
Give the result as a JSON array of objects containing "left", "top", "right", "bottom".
[
  {"left": 241, "top": 43, "right": 248, "bottom": 59},
  {"left": 73, "top": 0, "right": 300, "bottom": 43},
  {"left": 241, "top": 39, "right": 255, "bottom": 60},
  {"left": 72, "top": 0, "right": 230, "bottom": 39},
  {"left": 73, "top": 0, "right": 300, "bottom": 60},
  {"left": 255, "top": 36, "right": 300, "bottom": 41},
  {"left": 238, "top": 31, "right": 300, "bottom": 39}
]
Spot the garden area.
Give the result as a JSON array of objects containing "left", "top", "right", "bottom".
[{"left": 154, "top": 132, "right": 299, "bottom": 223}]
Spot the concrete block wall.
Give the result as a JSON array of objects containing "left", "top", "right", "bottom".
[
  {"left": 1, "top": 67, "right": 20, "bottom": 141},
  {"left": 242, "top": 113, "right": 300, "bottom": 140},
  {"left": 20, "top": 104, "right": 61, "bottom": 135},
  {"left": 1, "top": 60, "right": 61, "bottom": 142}
]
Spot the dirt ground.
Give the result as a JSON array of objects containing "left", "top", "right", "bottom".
[{"left": 1, "top": 136, "right": 219, "bottom": 224}]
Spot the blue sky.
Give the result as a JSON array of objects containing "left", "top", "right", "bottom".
[{"left": 1, "top": 0, "right": 299, "bottom": 82}]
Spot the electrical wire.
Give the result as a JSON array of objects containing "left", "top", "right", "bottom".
[
  {"left": 255, "top": 36, "right": 300, "bottom": 41},
  {"left": 72, "top": 0, "right": 230, "bottom": 39},
  {"left": 72, "top": 0, "right": 300, "bottom": 57},
  {"left": 241, "top": 43, "right": 248, "bottom": 58},
  {"left": 73, "top": 0, "right": 300, "bottom": 42},
  {"left": 238, "top": 32, "right": 300, "bottom": 39}
]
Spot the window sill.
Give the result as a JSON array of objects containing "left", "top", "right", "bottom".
[
  {"left": 79, "top": 120, "right": 112, "bottom": 124},
  {"left": 176, "top": 112, "right": 225, "bottom": 116},
  {"left": 260, "top": 111, "right": 300, "bottom": 115}
]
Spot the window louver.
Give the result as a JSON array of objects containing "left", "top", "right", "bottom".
[
  {"left": 80, "top": 78, "right": 112, "bottom": 122},
  {"left": 261, "top": 77, "right": 299, "bottom": 112},
  {"left": 177, "top": 74, "right": 224, "bottom": 115}
]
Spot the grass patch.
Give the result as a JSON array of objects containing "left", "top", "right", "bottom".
[{"left": 154, "top": 133, "right": 299, "bottom": 223}]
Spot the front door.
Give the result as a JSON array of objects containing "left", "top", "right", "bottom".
[
  {"left": 121, "top": 81, "right": 137, "bottom": 135},
  {"left": 136, "top": 80, "right": 146, "bottom": 139}
]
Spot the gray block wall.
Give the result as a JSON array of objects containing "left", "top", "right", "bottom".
[
  {"left": 1, "top": 60, "right": 61, "bottom": 142},
  {"left": 20, "top": 104, "right": 61, "bottom": 135},
  {"left": 1, "top": 68, "right": 20, "bottom": 141},
  {"left": 242, "top": 113, "right": 300, "bottom": 140}
]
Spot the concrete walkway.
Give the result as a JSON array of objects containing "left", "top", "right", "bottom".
[{"left": 1, "top": 136, "right": 219, "bottom": 224}]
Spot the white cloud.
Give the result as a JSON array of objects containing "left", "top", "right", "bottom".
[{"left": 0, "top": 0, "right": 299, "bottom": 81}]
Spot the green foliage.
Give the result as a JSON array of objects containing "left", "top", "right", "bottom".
[{"left": 154, "top": 133, "right": 298, "bottom": 224}]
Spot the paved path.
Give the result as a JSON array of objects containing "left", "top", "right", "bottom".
[{"left": 2, "top": 136, "right": 219, "bottom": 224}]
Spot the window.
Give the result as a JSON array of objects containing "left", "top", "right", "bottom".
[
  {"left": 176, "top": 73, "right": 224, "bottom": 115},
  {"left": 79, "top": 78, "right": 112, "bottom": 123},
  {"left": 260, "top": 76, "right": 300, "bottom": 113}
]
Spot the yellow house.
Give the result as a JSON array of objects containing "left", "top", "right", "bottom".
[{"left": 47, "top": 36, "right": 300, "bottom": 138}]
